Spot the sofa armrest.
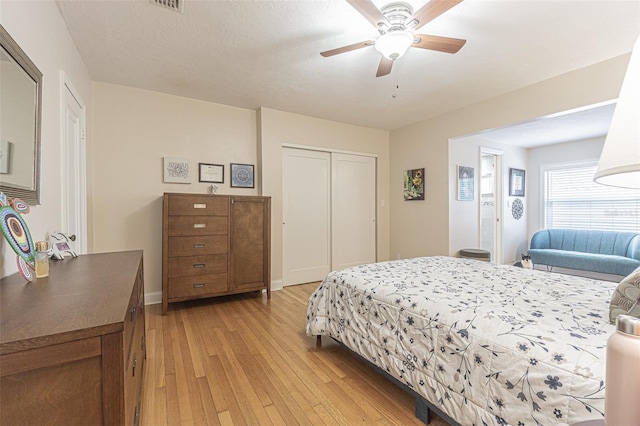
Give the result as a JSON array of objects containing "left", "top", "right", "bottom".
[
  {"left": 530, "top": 230, "right": 550, "bottom": 250},
  {"left": 627, "top": 235, "right": 640, "bottom": 261}
]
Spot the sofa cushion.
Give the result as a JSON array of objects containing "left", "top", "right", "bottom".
[
  {"left": 528, "top": 248, "right": 640, "bottom": 276},
  {"left": 610, "top": 266, "right": 640, "bottom": 324}
]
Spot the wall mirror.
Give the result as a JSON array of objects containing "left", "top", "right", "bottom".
[{"left": 0, "top": 25, "right": 42, "bottom": 205}]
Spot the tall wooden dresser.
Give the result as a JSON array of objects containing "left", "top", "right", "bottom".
[
  {"left": 0, "top": 250, "right": 146, "bottom": 426},
  {"left": 162, "top": 193, "right": 271, "bottom": 314}
]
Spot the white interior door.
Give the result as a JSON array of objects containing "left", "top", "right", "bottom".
[
  {"left": 479, "top": 148, "right": 502, "bottom": 263},
  {"left": 331, "top": 153, "right": 376, "bottom": 270},
  {"left": 282, "top": 148, "right": 331, "bottom": 286},
  {"left": 62, "top": 74, "right": 87, "bottom": 254}
]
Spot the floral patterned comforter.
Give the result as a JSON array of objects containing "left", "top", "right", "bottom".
[{"left": 306, "top": 256, "right": 616, "bottom": 426}]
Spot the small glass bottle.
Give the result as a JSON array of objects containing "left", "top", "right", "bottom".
[
  {"left": 35, "top": 241, "right": 50, "bottom": 278},
  {"left": 605, "top": 315, "right": 640, "bottom": 425}
]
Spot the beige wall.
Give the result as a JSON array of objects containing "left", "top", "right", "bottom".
[
  {"left": 389, "top": 54, "right": 630, "bottom": 261},
  {"left": 91, "top": 83, "right": 258, "bottom": 301},
  {"left": 259, "top": 108, "right": 390, "bottom": 285},
  {"left": 1, "top": 1, "right": 92, "bottom": 277}
]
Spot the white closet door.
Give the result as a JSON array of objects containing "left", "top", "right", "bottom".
[
  {"left": 282, "top": 148, "right": 331, "bottom": 286},
  {"left": 331, "top": 153, "right": 376, "bottom": 270}
]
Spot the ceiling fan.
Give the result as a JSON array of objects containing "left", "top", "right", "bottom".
[{"left": 321, "top": 0, "right": 466, "bottom": 77}]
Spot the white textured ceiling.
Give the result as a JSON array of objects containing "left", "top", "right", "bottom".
[
  {"left": 55, "top": 0, "right": 640, "bottom": 131},
  {"left": 471, "top": 101, "right": 617, "bottom": 148}
]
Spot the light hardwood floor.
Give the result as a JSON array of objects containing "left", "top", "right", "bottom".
[{"left": 141, "top": 282, "right": 447, "bottom": 425}]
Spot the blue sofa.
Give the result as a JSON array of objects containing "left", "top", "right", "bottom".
[{"left": 529, "top": 229, "right": 640, "bottom": 276}]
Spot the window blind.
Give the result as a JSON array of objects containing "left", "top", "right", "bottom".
[{"left": 543, "top": 162, "right": 640, "bottom": 232}]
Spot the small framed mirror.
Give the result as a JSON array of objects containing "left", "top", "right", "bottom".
[{"left": 0, "top": 25, "right": 43, "bottom": 205}]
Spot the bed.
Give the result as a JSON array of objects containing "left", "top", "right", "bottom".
[{"left": 306, "top": 256, "right": 616, "bottom": 425}]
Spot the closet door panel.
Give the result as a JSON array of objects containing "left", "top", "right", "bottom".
[
  {"left": 282, "top": 148, "right": 332, "bottom": 286},
  {"left": 331, "top": 153, "right": 376, "bottom": 270}
]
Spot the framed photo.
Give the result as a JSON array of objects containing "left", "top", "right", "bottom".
[
  {"left": 509, "top": 168, "right": 525, "bottom": 197},
  {"left": 230, "top": 163, "right": 254, "bottom": 188},
  {"left": 403, "top": 168, "right": 424, "bottom": 201},
  {"left": 163, "top": 157, "right": 190, "bottom": 184},
  {"left": 457, "top": 165, "right": 474, "bottom": 201},
  {"left": 199, "top": 163, "right": 224, "bottom": 183}
]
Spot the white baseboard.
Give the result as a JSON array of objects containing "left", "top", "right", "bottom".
[
  {"left": 144, "top": 291, "right": 162, "bottom": 306},
  {"left": 144, "top": 280, "right": 284, "bottom": 306}
]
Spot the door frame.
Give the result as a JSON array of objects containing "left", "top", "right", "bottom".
[{"left": 60, "top": 71, "right": 87, "bottom": 254}]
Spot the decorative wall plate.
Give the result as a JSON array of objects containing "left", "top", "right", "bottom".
[{"left": 512, "top": 198, "right": 524, "bottom": 220}]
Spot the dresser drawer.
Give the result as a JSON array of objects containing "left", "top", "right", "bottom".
[
  {"left": 168, "top": 235, "right": 228, "bottom": 257},
  {"left": 168, "top": 254, "right": 227, "bottom": 278},
  {"left": 168, "top": 216, "right": 228, "bottom": 236},
  {"left": 168, "top": 195, "right": 228, "bottom": 216},
  {"left": 168, "top": 274, "right": 228, "bottom": 298}
]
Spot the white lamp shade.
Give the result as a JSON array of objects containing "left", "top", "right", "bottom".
[
  {"left": 594, "top": 36, "right": 640, "bottom": 189},
  {"left": 375, "top": 31, "right": 414, "bottom": 60}
]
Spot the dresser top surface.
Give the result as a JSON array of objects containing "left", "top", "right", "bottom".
[{"left": 0, "top": 250, "right": 143, "bottom": 353}]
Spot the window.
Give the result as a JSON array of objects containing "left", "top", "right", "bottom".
[{"left": 543, "top": 161, "right": 640, "bottom": 232}]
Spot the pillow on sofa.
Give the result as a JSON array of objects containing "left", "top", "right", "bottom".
[{"left": 610, "top": 266, "right": 640, "bottom": 324}]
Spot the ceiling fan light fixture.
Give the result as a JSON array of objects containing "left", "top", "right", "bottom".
[{"left": 375, "top": 30, "right": 414, "bottom": 60}]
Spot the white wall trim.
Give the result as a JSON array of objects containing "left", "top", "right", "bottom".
[
  {"left": 144, "top": 291, "right": 162, "bottom": 306},
  {"left": 271, "top": 280, "right": 283, "bottom": 291},
  {"left": 282, "top": 143, "right": 378, "bottom": 158}
]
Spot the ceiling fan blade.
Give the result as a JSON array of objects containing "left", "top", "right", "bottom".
[
  {"left": 347, "top": 0, "right": 388, "bottom": 28},
  {"left": 321, "top": 40, "right": 374, "bottom": 57},
  {"left": 408, "top": 0, "right": 463, "bottom": 31},
  {"left": 376, "top": 57, "right": 393, "bottom": 77},
  {"left": 412, "top": 34, "right": 466, "bottom": 53}
]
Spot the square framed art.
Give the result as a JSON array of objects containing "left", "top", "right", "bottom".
[
  {"left": 163, "top": 157, "right": 190, "bottom": 184},
  {"left": 230, "top": 163, "right": 254, "bottom": 188}
]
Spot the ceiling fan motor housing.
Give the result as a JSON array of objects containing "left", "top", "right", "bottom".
[{"left": 378, "top": 2, "right": 414, "bottom": 34}]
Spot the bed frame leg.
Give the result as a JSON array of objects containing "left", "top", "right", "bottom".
[
  {"left": 316, "top": 336, "right": 321, "bottom": 347},
  {"left": 414, "top": 396, "right": 431, "bottom": 425}
]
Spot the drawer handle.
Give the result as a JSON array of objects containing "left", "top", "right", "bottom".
[
  {"left": 194, "top": 203, "right": 207, "bottom": 209},
  {"left": 193, "top": 283, "right": 205, "bottom": 288},
  {"left": 193, "top": 243, "right": 206, "bottom": 248},
  {"left": 193, "top": 263, "right": 205, "bottom": 268},
  {"left": 132, "top": 353, "right": 137, "bottom": 377},
  {"left": 130, "top": 306, "right": 136, "bottom": 322},
  {"left": 193, "top": 223, "right": 206, "bottom": 229}
]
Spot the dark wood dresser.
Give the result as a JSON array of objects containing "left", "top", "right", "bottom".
[
  {"left": 162, "top": 193, "right": 271, "bottom": 314},
  {"left": 0, "top": 250, "right": 146, "bottom": 426}
]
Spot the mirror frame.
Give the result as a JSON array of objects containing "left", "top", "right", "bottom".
[{"left": 0, "top": 25, "right": 43, "bottom": 205}]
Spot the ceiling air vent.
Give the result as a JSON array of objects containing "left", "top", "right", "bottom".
[{"left": 151, "top": 0, "right": 184, "bottom": 13}]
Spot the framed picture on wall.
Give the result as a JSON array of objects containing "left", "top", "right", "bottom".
[
  {"left": 403, "top": 168, "right": 425, "bottom": 200},
  {"left": 163, "top": 157, "right": 191, "bottom": 184},
  {"left": 199, "top": 163, "right": 224, "bottom": 183},
  {"left": 509, "top": 168, "right": 525, "bottom": 196},
  {"left": 457, "top": 165, "right": 474, "bottom": 201},
  {"left": 230, "top": 163, "right": 254, "bottom": 188}
]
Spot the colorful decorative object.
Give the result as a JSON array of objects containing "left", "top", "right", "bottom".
[
  {"left": 0, "top": 192, "right": 36, "bottom": 281},
  {"left": 403, "top": 168, "right": 424, "bottom": 200}
]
